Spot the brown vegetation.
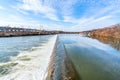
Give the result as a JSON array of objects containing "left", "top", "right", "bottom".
[{"left": 89, "top": 24, "right": 120, "bottom": 39}]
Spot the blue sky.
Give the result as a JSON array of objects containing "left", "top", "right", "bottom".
[{"left": 0, "top": 0, "right": 120, "bottom": 31}]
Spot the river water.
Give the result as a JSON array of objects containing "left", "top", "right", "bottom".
[
  {"left": 0, "top": 34, "right": 120, "bottom": 80},
  {"left": 0, "top": 35, "right": 57, "bottom": 80},
  {"left": 59, "top": 34, "right": 120, "bottom": 80},
  {"left": 0, "top": 35, "right": 51, "bottom": 63}
]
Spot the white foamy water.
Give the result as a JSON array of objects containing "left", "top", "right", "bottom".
[{"left": 0, "top": 35, "right": 57, "bottom": 80}]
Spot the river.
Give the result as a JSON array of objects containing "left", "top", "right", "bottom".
[
  {"left": 0, "top": 35, "right": 57, "bottom": 80},
  {"left": 59, "top": 34, "right": 120, "bottom": 80},
  {"left": 0, "top": 34, "right": 120, "bottom": 80}
]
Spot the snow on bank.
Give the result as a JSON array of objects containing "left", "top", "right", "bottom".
[{"left": 0, "top": 35, "right": 57, "bottom": 80}]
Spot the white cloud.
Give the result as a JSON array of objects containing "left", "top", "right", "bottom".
[
  {"left": 59, "top": 0, "right": 78, "bottom": 16},
  {"left": 61, "top": 0, "right": 120, "bottom": 31},
  {"left": 71, "top": 16, "right": 118, "bottom": 31},
  {"left": 62, "top": 15, "right": 118, "bottom": 31},
  {"left": 11, "top": 5, "right": 29, "bottom": 15},
  {"left": 14, "top": 0, "right": 80, "bottom": 21},
  {"left": 43, "top": 23, "right": 70, "bottom": 31},
  {"left": 16, "top": 0, "right": 59, "bottom": 21},
  {"left": 0, "top": 20, "right": 43, "bottom": 29},
  {"left": 84, "top": 16, "right": 112, "bottom": 25},
  {"left": 63, "top": 16, "right": 94, "bottom": 24},
  {"left": 0, "top": 6, "right": 4, "bottom": 10},
  {"left": 43, "top": 0, "right": 79, "bottom": 16},
  {"left": 44, "top": 13, "right": 59, "bottom": 21},
  {"left": 0, "top": 14, "right": 42, "bottom": 28}
]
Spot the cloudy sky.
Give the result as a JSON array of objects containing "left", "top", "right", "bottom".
[{"left": 0, "top": 0, "right": 120, "bottom": 31}]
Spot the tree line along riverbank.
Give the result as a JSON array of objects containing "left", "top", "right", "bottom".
[{"left": 82, "top": 24, "right": 120, "bottom": 39}]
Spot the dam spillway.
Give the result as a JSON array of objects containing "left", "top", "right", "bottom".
[{"left": 0, "top": 35, "right": 57, "bottom": 80}]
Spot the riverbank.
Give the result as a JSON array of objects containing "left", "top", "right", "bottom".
[
  {"left": 0, "top": 35, "right": 57, "bottom": 80},
  {"left": 89, "top": 24, "right": 120, "bottom": 39}
]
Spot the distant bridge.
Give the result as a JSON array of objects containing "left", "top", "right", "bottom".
[
  {"left": 0, "top": 26, "right": 45, "bottom": 37},
  {"left": 0, "top": 26, "right": 88, "bottom": 37},
  {"left": 0, "top": 26, "right": 39, "bottom": 32}
]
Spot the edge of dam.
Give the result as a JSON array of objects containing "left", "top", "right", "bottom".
[{"left": 46, "top": 35, "right": 80, "bottom": 80}]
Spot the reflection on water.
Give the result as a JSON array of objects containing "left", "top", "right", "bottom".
[
  {"left": 59, "top": 34, "right": 120, "bottom": 80},
  {"left": 91, "top": 36, "right": 120, "bottom": 51}
]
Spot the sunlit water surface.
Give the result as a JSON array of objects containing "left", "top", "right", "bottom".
[{"left": 58, "top": 34, "right": 120, "bottom": 80}]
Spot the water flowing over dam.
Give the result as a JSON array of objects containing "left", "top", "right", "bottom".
[
  {"left": 0, "top": 35, "right": 57, "bottom": 80},
  {"left": 0, "top": 34, "right": 120, "bottom": 80}
]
